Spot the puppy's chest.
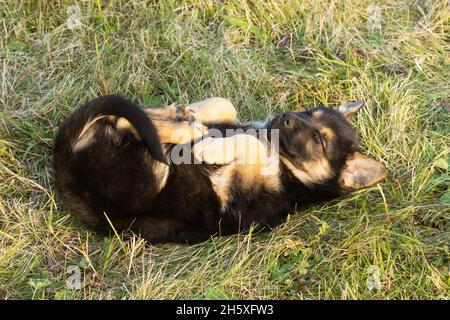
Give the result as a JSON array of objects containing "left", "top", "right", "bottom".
[{"left": 207, "top": 162, "right": 282, "bottom": 211}]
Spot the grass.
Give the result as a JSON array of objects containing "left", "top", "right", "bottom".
[{"left": 0, "top": 0, "right": 449, "bottom": 300}]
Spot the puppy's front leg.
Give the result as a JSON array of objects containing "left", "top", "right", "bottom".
[
  {"left": 114, "top": 117, "right": 208, "bottom": 144},
  {"left": 193, "top": 134, "right": 270, "bottom": 171}
]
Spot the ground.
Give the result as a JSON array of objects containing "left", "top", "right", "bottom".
[{"left": 0, "top": 0, "right": 449, "bottom": 299}]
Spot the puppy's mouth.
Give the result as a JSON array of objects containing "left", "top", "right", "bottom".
[{"left": 277, "top": 137, "right": 295, "bottom": 159}]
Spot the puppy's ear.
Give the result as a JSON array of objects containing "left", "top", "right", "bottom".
[
  {"left": 339, "top": 152, "right": 387, "bottom": 190},
  {"left": 338, "top": 101, "right": 364, "bottom": 121}
]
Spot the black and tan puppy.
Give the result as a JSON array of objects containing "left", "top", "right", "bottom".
[{"left": 53, "top": 95, "right": 387, "bottom": 243}]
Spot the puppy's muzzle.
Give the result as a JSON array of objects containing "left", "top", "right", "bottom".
[{"left": 271, "top": 112, "right": 307, "bottom": 130}]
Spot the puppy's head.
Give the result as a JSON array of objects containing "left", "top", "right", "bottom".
[{"left": 270, "top": 101, "right": 387, "bottom": 190}]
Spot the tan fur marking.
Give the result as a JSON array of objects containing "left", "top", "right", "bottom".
[
  {"left": 319, "top": 127, "right": 335, "bottom": 140},
  {"left": 144, "top": 106, "right": 178, "bottom": 120},
  {"left": 209, "top": 164, "right": 235, "bottom": 209},
  {"left": 281, "top": 156, "right": 332, "bottom": 186},
  {"left": 193, "top": 135, "right": 268, "bottom": 168},
  {"left": 116, "top": 117, "right": 140, "bottom": 139},
  {"left": 152, "top": 145, "right": 170, "bottom": 192},
  {"left": 143, "top": 98, "right": 237, "bottom": 125},
  {"left": 152, "top": 119, "right": 208, "bottom": 144},
  {"left": 106, "top": 115, "right": 117, "bottom": 123},
  {"left": 72, "top": 115, "right": 107, "bottom": 152},
  {"left": 144, "top": 98, "right": 237, "bottom": 124},
  {"left": 104, "top": 115, "right": 209, "bottom": 145},
  {"left": 313, "top": 110, "right": 324, "bottom": 118},
  {"left": 186, "top": 97, "right": 238, "bottom": 124}
]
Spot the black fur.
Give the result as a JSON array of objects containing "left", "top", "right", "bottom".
[{"left": 53, "top": 95, "right": 364, "bottom": 244}]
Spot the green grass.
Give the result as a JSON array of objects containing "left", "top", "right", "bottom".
[{"left": 0, "top": 0, "right": 449, "bottom": 299}]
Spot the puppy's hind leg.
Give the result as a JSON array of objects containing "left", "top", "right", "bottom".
[
  {"left": 142, "top": 98, "right": 238, "bottom": 124},
  {"left": 111, "top": 117, "right": 209, "bottom": 145},
  {"left": 143, "top": 106, "right": 181, "bottom": 121},
  {"left": 184, "top": 97, "right": 238, "bottom": 124}
]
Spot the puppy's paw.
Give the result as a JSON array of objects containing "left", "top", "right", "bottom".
[
  {"left": 193, "top": 137, "right": 236, "bottom": 165},
  {"left": 175, "top": 106, "right": 197, "bottom": 122},
  {"left": 169, "top": 121, "right": 208, "bottom": 145},
  {"left": 193, "top": 121, "right": 209, "bottom": 138}
]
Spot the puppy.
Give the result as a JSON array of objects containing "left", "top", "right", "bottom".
[{"left": 53, "top": 95, "right": 387, "bottom": 243}]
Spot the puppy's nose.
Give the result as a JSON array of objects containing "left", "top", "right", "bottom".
[{"left": 280, "top": 112, "right": 297, "bottom": 128}]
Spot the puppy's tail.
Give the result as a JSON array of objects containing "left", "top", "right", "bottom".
[{"left": 55, "top": 94, "right": 166, "bottom": 163}]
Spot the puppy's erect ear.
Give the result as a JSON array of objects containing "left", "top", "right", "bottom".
[
  {"left": 338, "top": 101, "right": 365, "bottom": 121},
  {"left": 339, "top": 152, "right": 388, "bottom": 190}
]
